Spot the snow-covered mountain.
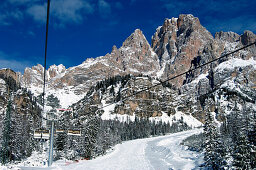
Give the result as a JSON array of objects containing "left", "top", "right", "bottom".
[
  {"left": 19, "top": 14, "right": 256, "bottom": 125},
  {"left": 1, "top": 14, "right": 256, "bottom": 168}
]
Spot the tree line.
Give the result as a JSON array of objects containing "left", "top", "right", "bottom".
[{"left": 53, "top": 112, "right": 190, "bottom": 160}]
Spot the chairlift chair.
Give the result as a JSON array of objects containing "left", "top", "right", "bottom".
[
  {"left": 56, "top": 129, "right": 65, "bottom": 133},
  {"left": 33, "top": 129, "right": 50, "bottom": 139},
  {"left": 67, "top": 130, "right": 81, "bottom": 136}
]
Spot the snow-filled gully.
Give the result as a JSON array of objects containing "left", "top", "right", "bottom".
[{"left": 42, "top": 129, "right": 204, "bottom": 170}]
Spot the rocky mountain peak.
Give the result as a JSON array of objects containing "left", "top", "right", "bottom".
[
  {"left": 151, "top": 14, "right": 214, "bottom": 86},
  {"left": 122, "top": 29, "right": 150, "bottom": 49},
  {"left": 177, "top": 14, "right": 200, "bottom": 29},
  {"left": 111, "top": 45, "right": 119, "bottom": 55},
  {"left": 240, "top": 30, "right": 256, "bottom": 45},
  {"left": 151, "top": 17, "right": 178, "bottom": 60},
  {"left": 22, "top": 63, "right": 67, "bottom": 88},
  {"left": 48, "top": 64, "right": 66, "bottom": 78},
  {"left": 31, "top": 64, "right": 44, "bottom": 73},
  {"left": 215, "top": 31, "right": 240, "bottom": 43},
  {"left": 117, "top": 29, "right": 159, "bottom": 76}
]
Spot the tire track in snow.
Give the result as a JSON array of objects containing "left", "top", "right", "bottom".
[
  {"left": 21, "top": 129, "right": 203, "bottom": 170},
  {"left": 145, "top": 129, "right": 204, "bottom": 170}
]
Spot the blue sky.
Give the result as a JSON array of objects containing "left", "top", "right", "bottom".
[{"left": 0, "top": 0, "right": 255, "bottom": 73}]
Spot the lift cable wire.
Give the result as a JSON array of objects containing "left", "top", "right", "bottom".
[
  {"left": 42, "top": 0, "right": 51, "bottom": 111},
  {"left": 94, "top": 41, "right": 256, "bottom": 113}
]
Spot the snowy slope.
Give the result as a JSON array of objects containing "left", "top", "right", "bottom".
[
  {"left": 58, "top": 129, "right": 203, "bottom": 170},
  {"left": 13, "top": 129, "right": 203, "bottom": 170}
]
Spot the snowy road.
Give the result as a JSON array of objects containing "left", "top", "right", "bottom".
[
  {"left": 46, "top": 128, "right": 203, "bottom": 170},
  {"left": 17, "top": 129, "right": 203, "bottom": 170}
]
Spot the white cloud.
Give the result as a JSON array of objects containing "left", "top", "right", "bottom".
[
  {"left": 0, "top": 59, "right": 32, "bottom": 73},
  {"left": 0, "top": 9, "right": 24, "bottom": 26},
  {"left": 27, "top": 30, "right": 35, "bottom": 36},
  {"left": 8, "top": 0, "right": 39, "bottom": 5},
  {"left": 98, "top": 0, "right": 111, "bottom": 18},
  {"left": 161, "top": 0, "right": 256, "bottom": 34},
  {"left": 3, "top": 0, "right": 95, "bottom": 27},
  {"left": 205, "top": 15, "right": 256, "bottom": 34},
  {"left": 0, "top": 51, "right": 35, "bottom": 73},
  {"left": 51, "top": 0, "right": 94, "bottom": 25},
  {"left": 26, "top": 3, "right": 47, "bottom": 23},
  {"left": 0, "top": 14, "right": 9, "bottom": 26}
]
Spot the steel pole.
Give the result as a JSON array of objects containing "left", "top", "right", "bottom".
[{"left": 48, "top": 121, "right": 54, "bottom": 166}]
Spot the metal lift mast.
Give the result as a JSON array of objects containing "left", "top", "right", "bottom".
[{"left": 42, "top": 0, "right": 54, "bottom": 167}]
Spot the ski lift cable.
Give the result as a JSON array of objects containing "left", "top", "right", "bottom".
[
  {"left": 42, "top": 0, "right": 51, "bottom": 111},
  {"left": 94, "top": 41, "right": 256, "bottom": 113}
]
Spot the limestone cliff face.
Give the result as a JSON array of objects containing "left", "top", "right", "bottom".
[
  {"left": 0, "top": 69, "right": 21, "bottom": 92},
  {"left": 152, "top": 14, "right": 256, "bottom": 87},
  {"left": 215, "top": 31, "right": 240, "bottom": 43},
  {"left": 0, "top": 69, "right": 41, "bottom": 116},
  {"left": 71, "top": 75, "right": 181, "bottom": 122},
  {"left": 215, "top": 30, "right": 256, "bottom": 60},
  {"left": 151, "top": 14, "right": 214, "bottom": 87},
  {"left": 23, "top": 64, "right": 44, "bottom": 87}
]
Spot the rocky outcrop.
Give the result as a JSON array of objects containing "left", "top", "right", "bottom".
[
  {"left": 215, "top": 30, "right": 256, "bottom": 59},
  {"left": 151, "top": 14, "right": 215, "bottom": 87},
  {"left": 119, "top": 29, "right": 160, "bottom": 74},
  {"left": 23, "top": 64, "right": 45, "bottom": 87},
  {"left": 240, "top": 30, "right": 256, "bottom": 46},
  {"left": 22, "top": 64, "right": 66, "bottom": 87},
  {"left": 71, "top": 75, "right": 186, "bottom": 122},
  {"left": 0, "top": 69, "right": 21, "bottom": 91},
  {"left": 0, "top": 68, "right": 41, "bottom": 116},
  {"left": 48, "top": 64, "right": 66, "bottom": 78},
  {"left": 215, "top": 31, "right": 240, "bottom": 43},
  {"left": 179, "top": 58, "right": 256, "bottom": 123},
  {"left": 152, "top": 14, "right": 256, "bottom": 87}
]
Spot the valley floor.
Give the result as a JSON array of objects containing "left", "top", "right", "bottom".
[{"left": 17, "top": 128, "right": 204, "bottom": 170}]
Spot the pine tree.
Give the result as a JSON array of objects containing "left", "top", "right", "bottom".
[
  {"left": 1, "top": 99, "right": 11, "bottom": 164},
  {"left": 83, "top": 115, "right": 100, "bottom": 159},
  {"left": 203, "top": 99, "right": 226, "bottom": 169},
  {"left": 204, "top": 111, "right": 216, "bottom": 168},
  {"left": 233, "top": 133, "right": 252, "bottom": 169},
  {"left": 231, "top": 105, "right": 253, "bottom": 169},
  {"left": 247, "top": 107, "right": 256, "bottom": 169},
  {"left": 248, "top": 118, "right": 256, "bottom": 169},
  {"left": 55, "top": 132, "right": 67, "bottom": 159}
]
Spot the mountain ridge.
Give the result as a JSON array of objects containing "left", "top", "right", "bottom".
[{"left": 10, "top": 14, "right": 256, "bottom": 123}]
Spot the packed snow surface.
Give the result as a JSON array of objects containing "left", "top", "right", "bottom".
[{"left": 16, "top": 129, "right": 203, "bottom": 170}]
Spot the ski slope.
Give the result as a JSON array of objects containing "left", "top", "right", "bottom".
[{"left": 44, "top": 128, "right": 203, "bottom": 170}]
